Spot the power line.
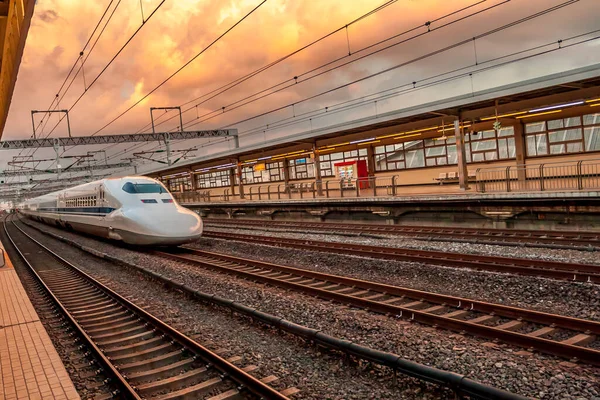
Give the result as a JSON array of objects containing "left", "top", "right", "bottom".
[
  {"left": 34, "top": 0, "right": 118, "bottom": 137},
  {"left": 135, "top": 6, "right": 595, "bottom": 169},
  {"left": 108, "top": 0, "right": 499, "bottom": 168},
  {"left": 11, "top": 0, "right": 120, "bottom": 181},
  {"left": 43, "top": 0, "right": 167, "bottom": 139},
  {"left": 70, "top": 0, "right": 584, "bottom": 175},
  {"left": 144, "top": 0, "right": 490, "bottom": 134},
  {"left": 180, "top": 0, "right": 511, "bottom": 130},
  {"left": 89, "top": 0, "right": 268, "bottom": 137},
  {"left": 190, "top": 0, "right": 581, "bottom": 130},
  {"left": 85, "top": 0, "right": 405, "bottom": 168}
]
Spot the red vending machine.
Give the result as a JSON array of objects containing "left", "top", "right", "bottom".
[{"left": 333, "top": 160, "right": 369, "bottom": 189}]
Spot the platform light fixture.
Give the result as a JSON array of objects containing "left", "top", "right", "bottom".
[
  {"left": 438, "top": 124, "right": 470, "bottom": 133},
  {"left": 194, "top": 162, "right": 236, "bottom": 173},
  {"left": 480, "top": 111, "right": 527, "bottom": 121},
  {"left": 585, "top": 97, "right": 600, "bottom": 104},
  {"left": 323, "top": 141, "right": 351, "bottom": 149},
  {"left": 528, "top": 101, "right": 584, "bottom": 113},
  {"left": 377, "top": 126, "right": 437, "bottom": 140},
  {"left": 590, "top": 103, "right": 600, "bottom": 107},
  {"left": 349, "top": 137, "right": 376, "bottom": 145},
  {"left": 516, "top": 110, "right": 563, "bottom": 119},
  {"left": 357, "top": 140, "right": 380, "bottom": 146},
  {"left": 163, "top": 171, "right": 189, "bottom": 178},
  {"left": 394, "top": 133, "right": 421, "bottom": 140}
]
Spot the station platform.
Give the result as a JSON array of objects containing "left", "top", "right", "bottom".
[
  {"left": 184, "top": 189, "right": 600, "bottom": 207},
  {"left": 186, "top": 189, "right": 600, "bottom": 229},
  {"left": 0, "top": 239, "right": 79, "bottom": 399}
]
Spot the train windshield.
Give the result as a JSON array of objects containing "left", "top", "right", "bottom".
[{"left": 122, "top": 182, "right": 167, "bottom": 194}]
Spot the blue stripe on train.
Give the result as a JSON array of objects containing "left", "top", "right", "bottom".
[{"left": 37, "top": 207, "right": 116, "bottom": 214}]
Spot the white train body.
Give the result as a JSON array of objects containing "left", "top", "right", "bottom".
[{"left": 18, "top": 176, "right": 203, "bottom": 246}]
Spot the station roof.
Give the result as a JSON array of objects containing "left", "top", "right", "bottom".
[
  {"left": 144, "top": 63, "right": 600, "bottom": 178},
  {"left": 0, "top": 0, "right": 35, "bottom": 139}
]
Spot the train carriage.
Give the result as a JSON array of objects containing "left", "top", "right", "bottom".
[{"left": 19, "top": 176, "right": 203, "bottom": 246}]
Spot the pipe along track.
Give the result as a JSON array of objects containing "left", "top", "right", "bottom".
[
  {"left": 157, "top": 246, "right": 600, "bottom": 367},
  {"left": 203, "top": 230, "right": 600, "bottom": 284},
  {"left": 3, "top": 218, "right": 296, "bottom": 400},
  {"left": 205, "top": 219, "right": 600, "bottom": 251}
]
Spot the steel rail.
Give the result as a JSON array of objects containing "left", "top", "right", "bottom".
[
  {"left": 204, "top": 219, "right": 600, "bottom": 250},
  {"left": 2, "top": 217, "right": 141, "bottom": 399},
  {"left": 6, "top": 218, "right": 291, "bottom": 400},
  {"left": 203, "top": 230, "right": 600, "bottom": 283},
  {"left": 157, "top": 247, "right": 600, "bottom": 366},
  {"left": 14, "top": 217, "right": 529, "bottom": 400}
]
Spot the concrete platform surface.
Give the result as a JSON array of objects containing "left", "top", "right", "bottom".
[
  {"left": 185, "top": 189, "right": 600, "bottom": 207},
  {"left": 0, "top": 238, "right": 80, "bottom": 400}
]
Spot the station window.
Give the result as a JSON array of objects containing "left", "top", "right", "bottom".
[
  {"left": 167, "top": 176, "right": 192, "bottom": 192},
  {"left": 196, "top": 170, "right": 231, "bottom": 189},
  {"left": 524, "top": 115, "right": 599, "bottom": 157},
  {"left": 319, "top": 149, "right": 367, "bottom": 177},
  {"left": 288, "top": 158, "right": 315, "bottom": 180},
  {"left": 466, "top": 127, "right": 515, "bottom": 163},
  {"left": 584, "top": 113, "right": 600, "bottom": 152},
  {"left": 374, "top": 127, "right": 515, "bottom": 172}
]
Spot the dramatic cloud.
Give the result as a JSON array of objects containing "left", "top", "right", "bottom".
[{"left": 2, "top": 0, "right": 600, "bottom": 175}]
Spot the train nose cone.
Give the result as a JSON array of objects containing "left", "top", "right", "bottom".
[{"left": 126, "top": 206, "right": 203, "bottom": 242}]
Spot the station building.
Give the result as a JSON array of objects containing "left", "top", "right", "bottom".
[{"left": 144, "top": 65, "right": 600, "bottom": 227}]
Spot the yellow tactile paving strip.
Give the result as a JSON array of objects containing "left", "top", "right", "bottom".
[{"left": 0, "top": 238, "right": 80, "bottom": 399}]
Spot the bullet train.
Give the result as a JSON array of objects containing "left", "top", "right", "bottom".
[{"left": 18, "top": 176, "right": 203, "bottom": 246}]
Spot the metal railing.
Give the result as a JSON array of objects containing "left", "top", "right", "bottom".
[
  {"left": 172, "top": 176, "right": 403, "bottom": 203},
  {"left": 476, "top": 159, "right": 600, "bottom": 193}
]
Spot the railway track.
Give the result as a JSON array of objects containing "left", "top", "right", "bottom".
[
  {"left": 203, "top": 230, "right": 600, "bottom": 284},
  {"left": 156, "top": 246, "right": 600, "bottom": 367},
  {"left": 205, "top": 218, "right": 600, "bottom": 250},
  {"left": 3, "top": 218, "right": 296, "bottom": 400}
]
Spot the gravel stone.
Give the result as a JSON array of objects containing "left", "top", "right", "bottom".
[
  {"left": 20, "top": 218, "right": 600, "bottom": 399},
  {"left": 200, "top": 226, "right": 600, "bottom": 322}
]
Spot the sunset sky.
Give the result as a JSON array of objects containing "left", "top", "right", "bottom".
[{"left": 2, "top": 0, "right": 600, "bottom": 176}]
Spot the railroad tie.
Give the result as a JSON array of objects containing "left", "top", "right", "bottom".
[
  {"left": 496, "top": 320, "right": 524, "bottom": 331},
  {"left": 561, "top": 334, "right": 596, "bottom": 346},
  {"left": 442, "top": 310, "right": 470, "bottom": 320},
  {"left": 468, "top": 314, "right": 499, "bottom": 324},
  {"left": 526, "top": 326, "right": 557, "bottom": 338}
]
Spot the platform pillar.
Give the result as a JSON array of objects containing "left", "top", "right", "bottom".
[
  {"left": 277, "top": 158, "right": 292, "bottom": 197},
  {"left": 236, "top": 161, "right": 245, "bottom": 199},
  {"left": 313, "top": 144, "right": 323, "bottom": 196},
  {"left": 366, "top": 145, "right": 376, "bottom": 188},
  {"left": 454, "top": 119, "right": 469, "bottom": 190},
  {"left": 189, "top": 169, "right": 197, "bottom": 191},
  {"left": 229, "top": 167, "right": 237, "bottom": 199},
  {"left": 514, "top": 122, "right": 526, "bottom": 181}
]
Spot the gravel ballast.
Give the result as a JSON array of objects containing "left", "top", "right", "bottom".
[
  {"left": 199, "top": 226, "right": 600, "bottom": 322},
  {"left": 19, "top": 218, "right": 600, "bottom": 399}
]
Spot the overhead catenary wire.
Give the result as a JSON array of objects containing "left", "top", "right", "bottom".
[
  {"left": 132, "top": 0, "right": 401, "bottom": 135},
  {"left": 100, "top": 26, "right": 600, "bottom": 171},
  {"left": 53, "top": 0, "right": 585, "bottom": 181},
  {"left": 86, "top": 0, "right": 407, "bottom": 168},
  {"left": 88, "top": 0, "right": 268, "bottom": 138},
  {"left": 144, "top": 0, "right": 492, "bottom": 134},
  {"left": 89, "top": 0, "right": 582, "bottom": 173},
  {"left": 107, "top": 0, "right": 502, "bottom": 168},
  {"left": 9, "top": 0, "right": 121, "bottom": 184},
  {"left": 30, "top": 0, "right": 168, "bottom": 174},
  {"left": 187, "top": 0, "right": 581, "bottom": 131},
  {"left": 33, "top": 0, "right": 118, "bottom": 138},
  {"left": 43, "top": 0, "right": 167, "bottom": 140}
]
